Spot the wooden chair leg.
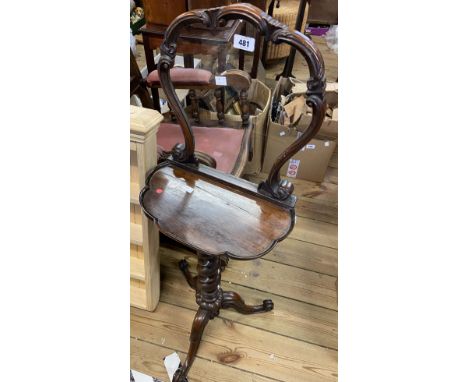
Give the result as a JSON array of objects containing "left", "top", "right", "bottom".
[
  {"left": 238, "top": 22, "right": 246, "bottom": 71},
  {"left": 173, "top": 308, "right": 211, "bottom": 382},
  {"left": 215, "top": 88, "right": 225, "bottom": 123},
  {"left": 222, "top": 290, "right": 274, "bottom": 314},
  {"left": 135, "top": 87, "right": 153, "bottom": 109}
]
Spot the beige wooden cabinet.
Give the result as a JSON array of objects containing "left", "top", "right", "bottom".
[{"left": 130, "top": 105, "right": 163, "bottom": 311}]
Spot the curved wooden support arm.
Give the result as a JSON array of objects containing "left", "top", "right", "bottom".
[{"left": 158, "top": 3, "right": 326, "bottom": 200}]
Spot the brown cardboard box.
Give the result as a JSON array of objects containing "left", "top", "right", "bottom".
[
  {"left": 262, "top": 77, "right": 337, "bottom": 182},
  {"left": 262, "top": 123, "right": 337, "bottom": 182},
  {"left": 193, "top": 79, "right": 271, "bottom": 175}
]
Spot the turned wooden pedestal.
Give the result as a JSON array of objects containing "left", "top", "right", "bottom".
[{"left": 173, "top": 254, "right": 273, "bottom": 382}]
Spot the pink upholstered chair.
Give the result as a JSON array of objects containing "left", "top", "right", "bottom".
[{"left": 146, "top": 67, "right": 253, "bottom": 176}]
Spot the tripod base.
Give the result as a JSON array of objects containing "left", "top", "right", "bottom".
[{"left": 173, "top": 255, "right": 274, "bottom": 382}]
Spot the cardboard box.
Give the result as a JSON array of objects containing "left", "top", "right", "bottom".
[
  {"left": 262, "top": 123, "right": 336, "bottom": 182},
  {"left": 262, "top": 77, "right": 337, "bottom": 183},
  {"left": 194, "top": 79, "right": 271, "bottom": 175}
]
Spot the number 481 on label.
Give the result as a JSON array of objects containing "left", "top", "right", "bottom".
[{"left": 233, "top": 34, "right": 255, "bottom": 52}]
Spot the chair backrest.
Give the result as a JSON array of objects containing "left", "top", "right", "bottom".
[{"left": 158, "top": 3, "right": 326, "bottom": 202}]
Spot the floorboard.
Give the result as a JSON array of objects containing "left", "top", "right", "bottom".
[
  {"left": 160, "top": 245, "right": 337, "bottom": 310},
  {"left": 131, "top": 303, "right": 338, "bottom": 382},
  {"left": 159, "top": 262, "right": 338, "bottom": 349},
  {"left": 131, "top": 338, "right": 278, "bottom": 382}
]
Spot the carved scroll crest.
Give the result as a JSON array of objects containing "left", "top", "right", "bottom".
[{"left": 158, "top": 3, "right": 327, "bottom": 201}]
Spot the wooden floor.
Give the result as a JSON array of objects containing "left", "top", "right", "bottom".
[{"left": 131, "top": 20, "right": 338, "bottom": 380}]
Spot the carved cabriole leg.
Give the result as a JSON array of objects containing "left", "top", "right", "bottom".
[
  {"left": 172, "top": 308, "right": 211, "bottom": 382},
  {"left": 175, "top": 254, "right": 274, "bottom": 381},
  {"left": 173, "top": 254, "right": 222, "bottom": 382},
  {"left": 222, "top": 290, "right": 274, "bottom": 314}
]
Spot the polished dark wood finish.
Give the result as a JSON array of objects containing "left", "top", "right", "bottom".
[
  {"left": 140, "top": 5, "right": 326, "bottom": 381},
  {"left": 172, "top": 253, "right": 274, "bottom": 382},
  {"left": 140, "top": 163, "right": 294, "bottom": 259},
  {"left": 158, "top": 2, "right": 326, "bottom": 201}
]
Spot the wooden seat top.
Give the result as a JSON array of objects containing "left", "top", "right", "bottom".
[{"left": 140, "top": 163, "right": 294, "bottom": 260}]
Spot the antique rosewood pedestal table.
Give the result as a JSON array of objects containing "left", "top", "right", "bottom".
[{"left": 139, "top": 3, "right": 326, "bottom": 381}]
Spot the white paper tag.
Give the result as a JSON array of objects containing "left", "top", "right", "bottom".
[
  {"left": 286, "top": 159, "right": 300, "bottom": 178},
  {"left": 233, "top": 34, "right": 255, "bottom": 52},
  {"left": 324, "top": 141, "right": 330, "bottom": 147},
  {"left": 215, "top": 76, "right": 227, "bottom": 86},
  {"left": 279, "top": 131, "right": 286, "bottom": 136},
  {"left": 306, "top": 144, "right": 316, "bottom": 150},
  {"left": 131, "top": 369, "right": 156, "bottom": 382},
  {"left": 164, "top": 352, "right": 181, "bottom": 381}
]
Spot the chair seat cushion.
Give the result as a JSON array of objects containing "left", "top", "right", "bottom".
[
  {"left": 147, "top": 67, "right": 213, "bottom": 87},
  {"left": 157, "top": 123, "right": 245, "bottom": 174}
]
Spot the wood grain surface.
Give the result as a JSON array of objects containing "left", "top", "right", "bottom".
[{"left": 141, "top": 166, "right": 293, "bottom": 258}]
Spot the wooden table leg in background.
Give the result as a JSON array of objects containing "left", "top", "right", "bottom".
[
  {"left": 183, "top": 53, "right": 195, "bottom": 68},
  {"left": 238, "top": 21, "right": 246, "bottom": 72}
]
